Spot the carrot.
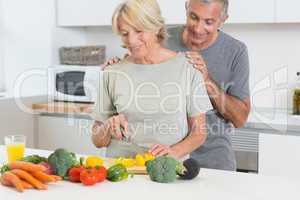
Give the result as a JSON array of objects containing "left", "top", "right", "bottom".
[
  {"left": 8, "top": 161, "right": 46, "bottom": 173},
  {"left": 10, "top": 169, "right": 48, "bottom": 190},
  {"left": 21, "top": 180, "right": 34, "bottom": 189},
  {"left": 31, "top": 171, "right": 56, "bottom": 183},
  {"left": 1, "top": 175, "right": 33, "bottom": 189},
  {"left": 1, "top": 172, "right": 24, "bottom": 192},
  {"left": 51, "top": 175, "right": 62, "bottom": 181},
  {"left": 1, "top": 176, "right": 13, "bottom": 186}
]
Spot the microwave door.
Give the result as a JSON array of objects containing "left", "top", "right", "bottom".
[{"left": 55, "top": 71, "right": 91, "bottom": 103}]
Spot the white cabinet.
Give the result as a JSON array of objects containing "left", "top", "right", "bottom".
[
  {"left": 275, "top": 0, "right": 300, "bottom": 23},
  {"left": 57, "top": 0, "right": 187, "bottom": 26},
  {"left": 227, "top": 0, "right": 275, "bottom": 23},
  {"left": 259, "top": 133, "right": 300, "bottom": 178},
  {"left": 37, "top": 116, "right": 105, "bottom": 156},
  {"left": 56, "top": 0, "right": 122, "bottom": 26},
  {"left": 57, "top": 0, "right": 300, "bottom": 26}
]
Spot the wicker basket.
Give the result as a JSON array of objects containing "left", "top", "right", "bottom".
[{"left": 59, "top": 45, "right": 106, "bottom": 66}]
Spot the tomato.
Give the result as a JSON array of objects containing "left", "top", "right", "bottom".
[
  {"left": 68, "top": 166, "right": 85, "bottom": 182},
  {"left": 93, "top": 166, "right": 107, "bottom": 182},
  {"left": 80, "top": 169, "right": 98, "bottom": 186}
]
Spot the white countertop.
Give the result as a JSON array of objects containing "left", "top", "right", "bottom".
[
  {"left": 244, "top": 108, "right": 300, "bottom": 132},
  {"left": 0, "top": 146, "right": 299, "bottom": 200}
]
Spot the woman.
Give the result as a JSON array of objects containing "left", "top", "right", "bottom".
[{"left": 91, "top": 0, "right": 212, "bottom": 159}]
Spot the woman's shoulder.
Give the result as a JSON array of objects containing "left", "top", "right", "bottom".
[
  {"left": 172, "top": 53, "right": 195, "bottom": 70},
  {"left": 164, "top": 52, "right": 190, "bottom": 66},
  {"left": 103, "top": 60, "right": 132, "bottom": 72}
]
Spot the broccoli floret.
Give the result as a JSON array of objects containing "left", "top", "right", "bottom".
[
  {"left": 146, "top": 156, "right": 180, "bottom": 183},
  {"left": 48, "top": 148, "right": 78, "bottom": 178}
]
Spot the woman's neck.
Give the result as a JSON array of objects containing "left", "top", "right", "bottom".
[{"left": 129, "top": 45, "right": 177, "bottom": 64}]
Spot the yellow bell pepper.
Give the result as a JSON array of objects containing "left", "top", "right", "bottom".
[
  {"left": 122, "top": 159, "right": 136, "bottom": 167},
  {"left": 135, "top": 154, "right": 145, "bottom": 166},
  {"left": 86, "top": 156, "right": 104, "bottom": 168},
  {"left": 144, "top": 153, "right": 155, "bottom": 162}
]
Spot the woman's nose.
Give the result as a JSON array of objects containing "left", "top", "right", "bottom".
[{"left": 128, "top": 33, "right": 139, "bottom": 45}]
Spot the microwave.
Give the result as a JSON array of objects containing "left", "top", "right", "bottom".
[{"left": 48, "top": 65, "right": 102, "bottom": 103}]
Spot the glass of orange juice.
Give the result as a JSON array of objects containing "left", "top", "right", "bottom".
[{"left": 4, "top": 135, "right": 26, "bottom": 162}]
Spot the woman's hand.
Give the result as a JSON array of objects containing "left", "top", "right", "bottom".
[
  {"left": 149, "top": 144, "right": 179, "bottom": 159},
  {"left": 185, "top": 51, "right": 209, "bottom": 82},
  {"left": 102, "top": 57, "right": 121, "bottom": 70},
  {"left": 106, "top": 114, "right": 129, "bottom": 140}
]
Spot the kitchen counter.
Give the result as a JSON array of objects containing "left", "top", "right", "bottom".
[
  {"left": 0, "top": 146, "right": 299, "bottom": 200},
  {"left": 32, "top": 102, "right": 93, "bottom": 114}
]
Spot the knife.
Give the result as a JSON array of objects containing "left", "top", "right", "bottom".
[{"left": 120, "top": 127, "right": 149, "bottom": 154}]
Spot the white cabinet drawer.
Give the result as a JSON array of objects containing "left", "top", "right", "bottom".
[{"left": 259, "top": 133, "right": 300, "bottom": 178}]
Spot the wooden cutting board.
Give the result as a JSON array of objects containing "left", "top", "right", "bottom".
[{"left": 104, "top": 158, "right": 147, "bottom": 175}]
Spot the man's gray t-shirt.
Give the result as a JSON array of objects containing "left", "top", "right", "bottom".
[{"left": 165, "top": 26, "right": 250, "bottom": 171}]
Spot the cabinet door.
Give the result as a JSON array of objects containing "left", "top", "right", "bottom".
[
  {"left": 38, "top": 116, "right": 105, "bottom": 156},
  {"left": 227, "top": 0, "right": 275, "bottom": 23},
  {"left": 275, "top": 0, "right": 300, "bottom": 23},
  {"left": 158, "top": 0, "right": 186, "bottom": 25},
  {"left": 259, "top": 133, "right": 300, "bottom": 178},
  {"left": 57, "top": 0, "right": 122, "bottom": 26}
]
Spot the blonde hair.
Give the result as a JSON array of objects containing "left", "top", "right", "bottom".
[{"left": 112, "top": 0, "right": 168, "bottom": 43}]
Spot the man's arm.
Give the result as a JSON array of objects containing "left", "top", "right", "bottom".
[
  {"left": 206, "top": 78, "right": 251, "bottom": 128},
  {"left": 186, "top": 51, "right": 251, "bottom": 128}
]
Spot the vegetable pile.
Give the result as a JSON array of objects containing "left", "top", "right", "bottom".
[
  {"left": 0, "top": 161, "right": 62, "bottom": 193},
  {"left": 0, "top": 148, "right": 202, "bottom": 192}
]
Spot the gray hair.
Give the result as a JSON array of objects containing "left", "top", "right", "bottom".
[{"left": 186, "top": 0, "right": 229, "bottom": 18}]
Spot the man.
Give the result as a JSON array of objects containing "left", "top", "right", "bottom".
[{"left": 164, "top": 0, "right": 250, "bottom": 171}]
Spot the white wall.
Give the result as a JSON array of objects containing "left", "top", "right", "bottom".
[
  {"left": 0, "top": 0, "right": 87, "bottom": 98},
  {"left": 222, "top": 24, "right": 300, "bottom": 109},
  {"left": 0, "top": 96, "right": 48, "bottom": 148},
  {"left": 1, "top": 0, "right": 54, "bottom": 97},
  {"left": 0, "top": 0, "right": 5, "bottom": 93}
]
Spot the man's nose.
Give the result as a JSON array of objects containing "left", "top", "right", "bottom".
[{"left": 193, "top": 21, "right": 205, "bottom": 34}]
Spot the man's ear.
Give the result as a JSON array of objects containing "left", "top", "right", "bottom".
[
  {"left": 219, "top": 15, "right": 229, "bottom": 27},
  {"left": 222, "top": 15, "right": 229, "bottom": 24}
]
